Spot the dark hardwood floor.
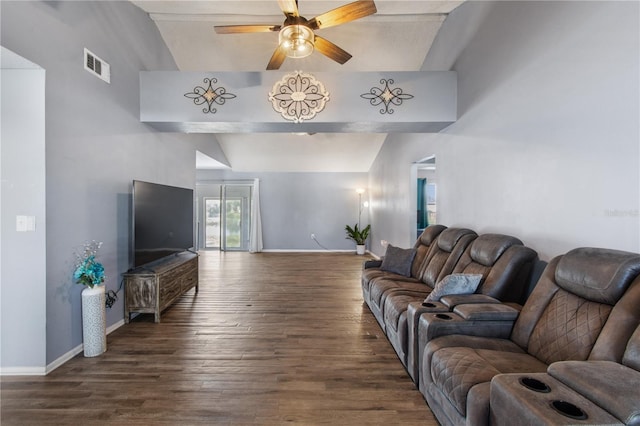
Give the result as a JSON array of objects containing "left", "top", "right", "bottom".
[{"left": 1, "top": 252, "right": 437, "bottom": 425}]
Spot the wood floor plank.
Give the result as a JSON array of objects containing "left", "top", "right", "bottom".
[{"left": 1, "top": 252, "right": 437, "bottom": 425}]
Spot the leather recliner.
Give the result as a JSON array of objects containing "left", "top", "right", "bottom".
[
  {"left": 490, "top": 323, "right": 640, "bottom": 425},
  {"left": 361, "top": 225, "right": 446, "bottom": 309},
  {"left": 367, "top": 227, "right": 476, "bottom": 330},
  {"left": 420, "top": 247, "right": 640, "bottom": 426},
  {"left": 400, "top": 234, "right": 537, "bottom": 383}
]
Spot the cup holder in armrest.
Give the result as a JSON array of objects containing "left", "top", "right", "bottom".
[
  {"left": 422, "top": 302, "right": 438, "bottom": 308},
  {"left": 519, "top": 377, "right": 551, "bottom": 393},
  {"left": 435, "top": 313, "right": 452, "bottom": 320},
  {"left": 550, "top": 400, "right": 588, "bottom": 421}
]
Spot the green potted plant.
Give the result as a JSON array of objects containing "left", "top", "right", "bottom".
[{"left": 345, "top": 223, "right": 371, "bottom": 255}]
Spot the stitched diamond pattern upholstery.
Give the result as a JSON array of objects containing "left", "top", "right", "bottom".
[
  {"left": 422, "top": 248, "right": 640, "bottom": 426},
  {"left": 385, "top": 293, "right": 426, "bottom": 332},
  {"left": 527, "top": 289, "right": 612, "bottom": 364},
  {"left": 370, "top": 279, "right": 428, "bottom": 308},
  {"left": 410, "top": 226, "right": 447, "bottom": 278},
  {"left": 431, "top": 348, "right": 500, "bottom": 416},
  {"left": 431, "top": 347, "right": 547, "bottom": 416}
]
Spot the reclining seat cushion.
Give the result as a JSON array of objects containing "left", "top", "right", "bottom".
[
  {"left": 422, "top": 248, "right": 640, "bottom": 426},
  {"left": 547, "top": 325, "right": 640, "bottom": 425},
  {"left": 470, "top": 234, "right": 522, "bottom": 268},
  {"left": 451, "top": 234, "right": 536, "bottom": 305},
  {"left": 526, "top": 248, "right": 640, "bottom": 364},
  {"left": 362, "top": 225, "right": 446, "bottom": 293},
  {"left": 526, "top": 289, "right": 612, "bottom": 365},
  {"left": 380, "top": 229, "right": 477, "bottom": 326},
  {"left": 430, "top": 346, "right": 548, "bottom": 418},
  {"left": 369, "top": 278, "right": 430, "bottom": 309},
  {"left": 555, "top": 247, "right": 640, "bottom": 305},
  {"left": 421, "top": 228, "right": 478, "bottom": 289},
  {"left": 385, "top": 293, "right": 420, "bottom": 333},
  {"left": 411, "top": 224, "right": 448, "bottom": 278}
]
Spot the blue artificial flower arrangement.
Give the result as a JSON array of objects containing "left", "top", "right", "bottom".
[{"left": 74, "top": 241, "right": 105, "bottom": 288}]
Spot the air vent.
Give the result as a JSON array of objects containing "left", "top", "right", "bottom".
[{"left": 84, "top": 48, "right": 110, "bottom": 84}]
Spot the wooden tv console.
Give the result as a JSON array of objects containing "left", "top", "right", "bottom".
[{"left": 123, "top": 251, "right": 198, "bottom": 323}]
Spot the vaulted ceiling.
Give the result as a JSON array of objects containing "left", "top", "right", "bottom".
[{"left": 131, "top": 1, "right": 464, "bottom": 171}]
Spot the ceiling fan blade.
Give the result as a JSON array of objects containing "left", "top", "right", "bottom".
[
  {"left": 308, "top": 0, "right": 376, "bottom": 30},
  {"left": 314, "top": 36, "right": 352, "bottom": 64},
  {"left": 214, "top": 25, "right": 281, "bottom": 34},
  {"left": 277, "top": 0, "right": 299, "bottom": 18},
  {"left": 267, "top": 45, "right": 287, "bottom": 70}
]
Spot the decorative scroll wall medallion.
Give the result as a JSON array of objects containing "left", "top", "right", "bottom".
[
  {"left": 184, "top": 77, "right": 236, "bottom": 114},
  {"left": 360, "top": 79, "right": 414, "bottom": 114},
  {"left": 268, "top": 71, "right": 329, "bottom": 123}
]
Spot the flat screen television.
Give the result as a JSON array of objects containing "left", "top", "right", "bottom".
[{"left": 132, "top": 180, "right": 194, "bottom": 268}]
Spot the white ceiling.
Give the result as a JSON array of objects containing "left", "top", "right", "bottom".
[{"left": 131, "top": 0, "right": 464, "bottom": 172}]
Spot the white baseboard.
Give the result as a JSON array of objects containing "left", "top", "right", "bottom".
[
  {"left": 0, "top": 318, "right": 128, "bottom": 376},
  {"left": 45, "top": 344, "right": 84, "bottom": 375},
  {"left": 0, "top": 366, "right": 47, "bottom": 376},
  {"left": 45, "top": 318, "right": 125, "bottom": 374},
  {"left": 107, "top": 318, "right": 125, "bottom": 335},
  {"left": 261, "top": 249, "right": 354, "bottom": 253},
  {"left": 367, "top": 250, "right": 381, "bottom": 259}
]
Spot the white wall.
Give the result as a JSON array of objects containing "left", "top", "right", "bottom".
[
  {"left": 197, "top": 170, "right": 370, "bottom": 251},
  {"left": 1, "top": 49, "right": 47, "bottom": 373},
  {"left": 369, "top": 1, "right": 639, "bottom": 260}
]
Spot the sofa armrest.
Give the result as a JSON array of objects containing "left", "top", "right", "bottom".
[
  {"left": 440, "top": 294, "right": 501, "bottom": 308},
  {"left": 418, "top": 311, "right": 515, "bottom": 343},
  {"left": 406, "top": 300, "right": 450, "bottom": 382},
  {"left": 454, "top": 303, "right": 520, "bottom": 321},
  {"left": 548, "top": 361, "right": 640, "bottom": 425},
  {"left": 490, "top": 372, "right": 623, "bottom": 426},
  {"left": 363, "top": 259, "right": 383, "bottom": 269},
  {"left": 416, "top": 312, "right": 516, "bottom": 392}
]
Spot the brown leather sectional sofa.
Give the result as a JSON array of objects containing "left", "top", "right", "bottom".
[{"left": 362, "top": 225, "right": 640, "bottom": 425}]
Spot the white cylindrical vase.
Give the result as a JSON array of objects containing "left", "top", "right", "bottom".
[
  {"left": 356, "top": 245, "right": 366, "bottom": 255},
  {"left": 81, "top": 285, "right": 107, "bottom": 357}
]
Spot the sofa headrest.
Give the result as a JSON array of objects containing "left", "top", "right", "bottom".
[
  {"left": 555, "top": 247, "right": 640, "bottom": 305},
  {"left": 417, "top": 225, "right": 447, "bottom": 247},
  {"left": 623, "top": 324, "right": 640, "bottom": 371},
  {"left": 469, "top": 234, "right": 523, "bottom": 266},
  {"left": 437, "top": 228, "right": 477, "bottom": 252}
]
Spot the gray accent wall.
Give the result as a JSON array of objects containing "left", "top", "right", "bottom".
[
  {"left": 1, "top": 1, "right": 222, "bottom": 366},
  {"left": 369, "top": 1, "right": 640, "bottom": 260},
  {"left": 197, "top": 170, "right": 370, "bottom": 251}
]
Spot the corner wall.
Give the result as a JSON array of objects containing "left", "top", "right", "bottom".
[
  {"left": 368, "top": 1, "right": 640, "bottom": 260},
  {"left": 1, "top": 1, "right": 219, "bottom": 366},
  {"left": 1, "top": 49, "right": 47, "bottom": 373}
]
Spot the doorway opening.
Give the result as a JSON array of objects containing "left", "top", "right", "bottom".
[{"left": 415, "top": 156, "right": 437, "bottom": 238}]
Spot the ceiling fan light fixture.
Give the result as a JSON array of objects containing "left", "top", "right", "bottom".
[{"left": 279, "top": 25, "right": 314, "bottom": 59}]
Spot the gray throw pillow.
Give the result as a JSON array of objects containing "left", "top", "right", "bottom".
[
  {"left": 380, "top": 245, "right": 417, "bottom": 277},
  {"left": 425, "top": 273, "right": 483, "bottom": 301}
]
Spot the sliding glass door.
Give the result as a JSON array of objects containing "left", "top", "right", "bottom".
[
  {"left": 202, "top": 184, "right": 252, "bottom": 251},
  {"left": 203, "top": 198, "right": 221, "bottom": 249}
]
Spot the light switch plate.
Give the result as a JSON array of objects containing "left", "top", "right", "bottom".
[{"left": 16, "top": 215, "right": 36, "bottom": 232}]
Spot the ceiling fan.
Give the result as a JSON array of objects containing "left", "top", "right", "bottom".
[{"left": 214, "top": 0, "right": 377, "bottom": 70}]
